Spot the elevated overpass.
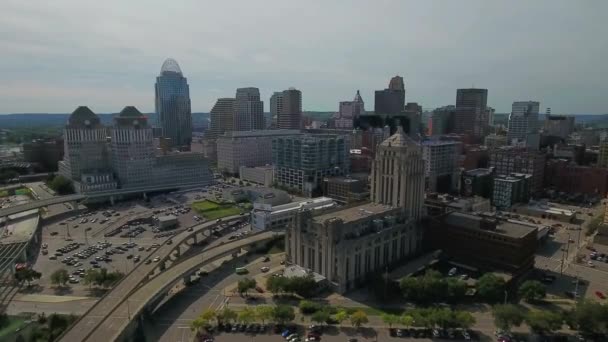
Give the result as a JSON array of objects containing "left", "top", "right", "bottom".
[
  {"left": 92, "top": 231, "right": 280, "bottom": 342},
  {"left": 58, "top": 214, "right": 247, "bottom": 341},
  {"left": 0, "top": 194, "right": 84, "bottom": 218}
]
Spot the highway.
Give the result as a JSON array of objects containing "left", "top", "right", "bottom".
[
  {"left": 57, "top": 214, "right": 246, "bottom": 342},
  {"left": 96, "top": 231, "right": 281, "bottom": 342},
  {"left": 0, "top": 194, "right": 84, "bottom": 217}
]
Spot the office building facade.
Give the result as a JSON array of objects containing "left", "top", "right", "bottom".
[
  {"left": 484, "top": 134, "right": 508, "bottom": 150},
  {"left": 489, "top": 146, "right": 546, "bottom": 194},
  {"left": 217, "top": 130, "right": 301, "bottom": 175},
  {"left": 507, "top": 101, "right": 540, "bottom": 149},
  {"left": 155, "top": 58, "right": 192, "bottom": 149},
  {"left": 421, "top": 139, "right": 462, "bottom": 193},
  {"left": 461, "top": 168, "right": 494, "bottom": 198},
  {"left": 544, "top": 115, "right": 575, "bottom": 139},
  {"left": 453, "top": 88, "right": 489, "bottom": 140},
  {"left": 374, "top": 76, "right": 405, "bottom": 114},
  {"left": 272, "top": 134, "right": 349, "bottom": 196},
  {"left": 336, "top": 90, "right": 365, "bottom": 129},
  {"left": 493, "top": 173, "right": 532, "bottom": 209},
  {"left": 234, "top": 87, "right": 264, "bottom": 131},
  {"left": 430, "top": 106, "right": 455, "bottom": 136},
  {"left": 277, "top": 88, "right": 302, "bottom": 130},
  {"left": 209, "top": 98, "right": 236, "bottom": 138}
]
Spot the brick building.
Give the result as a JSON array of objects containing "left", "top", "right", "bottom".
[{"left": 544, "top": 159, "right": 608, "bottom": 196}]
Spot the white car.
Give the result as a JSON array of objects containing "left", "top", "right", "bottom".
[
  {"left": 153, "top": 256, "right": 161, "bottom": 262},
  {"left": 260, "top": 266, "right": 270, "bottom": 273},
  {"left": 587, "top": 261, "right": 595, "bottom": 267}
]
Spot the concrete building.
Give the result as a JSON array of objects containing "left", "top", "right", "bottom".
[
  {"left": 22, "top": 138, "right": 64, "bottom": 172},
  {"left": 110, "top": 106, "right": 155, "bottom": 189},
  {"left": 544, "top": 115, "right": 575, "bottom": 139},
  {"left": 209, "top": 98, "right": 236, "bottom": 139},
  {"left": 598, "top": 139, "right": 608, "bottom": 168},
  {"left": 374, "top": 76, "right": 405, "bottom": 114},
  {"left": 277, "top": 88, "right": 302, "bottom": 130},
  {"left": 507, "top": 101, "right": 540, "bottom": 149},
  {"left": 251, "top": 196, "right": 336, "bottom": 231},
  {"left": 430, "top": 106, "right": 455, "bottom": 136},
  {"left": 155, "top": 58, "right": 192, "bottom": 149},
  {"left": 461, "top": 168, "right": 494, "bottom": 198},
  {"left": 421, "top": 139, "right": 462, "bottom": 193},
  {"left": 489, "top": 146, "right": 546, "bottom": 194},
  {"left": 217, "top": 130, "right": 301, "bottom": 175},
  {"left": 322, "top": 176, "right": 368, "bottom": 204},
  {"left": 484, "top": 134, "right": 508, "bottom": 150},
  {"left": 58, "top": 106, "right": 116, "bottom": 193},
  {"left": 427, "top": 212, "right": 537, "bottom": 275},
  {"left": 272, "top": 134, "right": 349, "bottom": 196},
  {"left": 239, "top": 165, "right": 274, "bottom": 187},
  {"left": 425, "top": 193, "right": 492, "bottom": 217},
  {"left": 157, "top": 215, "right": 178, "bottom": 230},
  {"left": 336, "top": 90, "right": 365, "bottom": 129},
  {"left": 513, "top": 202, "right": 575, "bottom": 223},
  {"left": 287, "top": 202, "right": 419, "bottom": 293},
  {"left": 453, "top": 88, "right": 490, "bottom": 141},
  {"left": 371, "top": 126, "right": 425, "bottom": 220},
  {"left": 234, "top": 87, "right": 264, "bottom": 131},
  {"left": 493, "top": 173, "right": 532, "bottom": 209}
]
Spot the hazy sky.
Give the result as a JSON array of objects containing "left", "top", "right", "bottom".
[{"left": 1, "top": 1, "right": 606, "bottom": 114}]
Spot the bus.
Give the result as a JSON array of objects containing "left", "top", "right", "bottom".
[{"left": 235, "top": 267, "right": 248, "bottom": 275}]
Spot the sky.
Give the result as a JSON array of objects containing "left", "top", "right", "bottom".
[{"left": 1, "top": 0, "right": 607, "bottom": 114}]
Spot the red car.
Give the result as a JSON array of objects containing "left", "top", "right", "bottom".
[{"left": 595, "top": 291, "right": 606, "bottom": 299}]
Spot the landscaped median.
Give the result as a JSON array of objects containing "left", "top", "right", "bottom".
[{"left": 191, "top": 200, "right": 245, "bottom": 220}]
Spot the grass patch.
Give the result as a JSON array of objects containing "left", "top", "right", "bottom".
[
  {"left": 191, "top": 200, "right": 244, "bottom": 220},
  {"left": 0, "top": 190, "right": 8, "bottom": 198},
  {"left": 0, "top": 316, "right": 26, "bottom": 341}
]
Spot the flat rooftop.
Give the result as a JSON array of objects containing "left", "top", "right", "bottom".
[
  {"left": 313, "top": 202, "right": 395, "bottom": 224},
  {"left": 444, "top": 212, "right": 536, "bottom": 239}
]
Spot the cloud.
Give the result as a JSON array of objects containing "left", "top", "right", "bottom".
[{"left": 0, "top": 0, "right": 607, "bottom": 114}]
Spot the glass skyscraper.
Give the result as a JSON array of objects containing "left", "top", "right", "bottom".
[{"left": 155, "top": 58, "right": 192, "bottom": 149}]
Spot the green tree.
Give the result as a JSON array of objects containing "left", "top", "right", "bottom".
[
  {"left": 477, "top": 273, "right": 506, "bottom": 303},
  {"left": 299, "top": 300, "right": 322, "bottom": 314},
  {"left": 525, "top": 310, "right": 563, "bottom": 334},
  {"left": 401, "top": 315, "right": 414, "bottom": 328},
  {"left": 350, "top": 310, "right": 369, "bottom": 329},
  {"left": 238, "top": 307, "right": 256, "bottom": 324},
  {"left": 492, "top": 304, "right": 525, "bottom": 332},
  {"left": 518, "top": 280, "right": 546, "bottom": 303},
  {"left": 333, "top": 309, "right": 349, "bottom": 325},
  {"left": 272, "top": 305, "right": 295, "bottom": 324},
  {"left": 50, "top": 269, "right": 70, "bottom": 287},
  {"left": 285, "top": 275, "right": 318, "bottom": 298},
  {"left": 454, "top": 310, "right": 476, "bottom": 329},
  {"left": 311, "top": 310, "right": 330, "bottom": 325},
  {"left": 216, "top": 308, "right": 237, "bottom": 324},
  {"left": 198, "top": 309, "right": 216, "bottom": 326},
  {"left": 381, "top": 314, "right": 401, "bottom": 328},
  {"left": 49, "top": 175, "right": 74, "bottom": 195},
  {"left": 190, "top": 315, "right": 207, "bottom": 332},
  {"left": 572, "top": 300, "right": 608, "bottom": 335},
  {"left": 266, "top": 276, "right": 287, "bottom": 295},
  {"left": 237, "top": 277, "right": 257, "bottom": 296},
  {"left": 255, "top": 305, "right": 274, "bottom": 324}
]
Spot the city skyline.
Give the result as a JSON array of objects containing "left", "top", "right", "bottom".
[{"left": 1, "top": 1, "right": 607, "bottom": 114}]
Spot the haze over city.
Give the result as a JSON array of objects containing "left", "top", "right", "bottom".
[{"left": 2, "top": 0, "right": 607, "bottom": 114}]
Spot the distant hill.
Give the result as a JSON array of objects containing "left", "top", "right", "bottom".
[{"left": 0, "top": 112, "right": 210, "bottom": 128}]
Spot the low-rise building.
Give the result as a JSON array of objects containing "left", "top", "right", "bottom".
[
  {"left": 286, "top": 202, "right": 420, "bottom": 293},
  {"left": 251, "top": 196, "right": 336, "bottom": 231},
  {"left": 425, "top": 193, "right": 492, "bottom": 217},
  {"left": 239, "top": 165, "right": 274, "bottom": 187},
  {"left": 544, "top": 159, "right": 608, "bottom": 197},
  {"left": 157, "top": 215, "right": 178, "bottom": 230},
  {"left": 461, "top": 168, "right": 494, "bottom": 198},
  {"left": 322, "top": 177, "right": 368, "bottom": 204},
  {"left": 427, "top": 212, "right": 537, "bottom": 275},
  {"left": 484, "top": 134, "right": 508, "bottom": 150},
  {"left": 511, "top": 202, "right": 576, "bottom": 223},
  {"left": 493, "top": 173, "right": 531, "bottom": 209}
]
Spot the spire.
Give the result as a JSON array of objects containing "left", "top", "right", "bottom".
[{"left": 354, "top": 90, "right": 363, "bottom": 103}]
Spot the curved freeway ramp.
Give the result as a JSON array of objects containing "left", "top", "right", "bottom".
[
  {"left": 57, "top": 215, "right": 243, "bottom": 342},
  {"left": 88, "top": 230, "right": 282, "bottom": 342}
]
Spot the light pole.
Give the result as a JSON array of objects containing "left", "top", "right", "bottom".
[{"left": 503, "top": 290, "right": 508, "bottom": 305}]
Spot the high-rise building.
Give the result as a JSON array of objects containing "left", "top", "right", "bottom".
[
  {"left": 374, "top": 76, "right": 405, "bottom": 114},
  {"left": 22, "top": 138, "right": 64, "bottom": 172},
  {"left": 285, "top": 123, "right": 425, "bottom": 293},
  {"left": 336, "top": 90, "right": 365, "bottom": 129},
  {"left": 217, "top": 130, "right": 301, "bottom": 175},
  {"left": 403, "top": 102, "right": 422, "bottom": 137},
  {"left": 234, "top": 87, "right": 264, "bottom": 131},
  {"left": 421, "top": 139, "right": 462, "bottom": 193},
  {"left": 272, "top": 134, "right": 349, "bottom": 196},
  {"left": 489, "top": 146, "right": 546, "bottom": 194},
  {"left": 453, "top": 88, "right": 489, "bottom": 140},
  {"left": 110, "top": 106, "right": 155, "bottom": 189},
  {"left": 209, "top": 98, "right": 236, "bottom": 138},
  {"left": 277, "top": 88, "right": 302, "bottom": 130},
  {"left": 270, "top": 92, "right": 283, "bottom": 128},
  {"left": 370, "top": 125, "right": 425, "bottom": 220},
  {"left": 155, "top": 58, "right": 192, "bottom": 149},
  {"left": 58, "top": 106, "right": 116, "bottom": 193},
  {"left": 507, "top": 101, "right": 540, "bottom": 149},
  {"left": 430, "top": 106, "right": 456, "bottom": 136},
  {"left": 544, "top": 115, "right": 575, "bottom": 139}
]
